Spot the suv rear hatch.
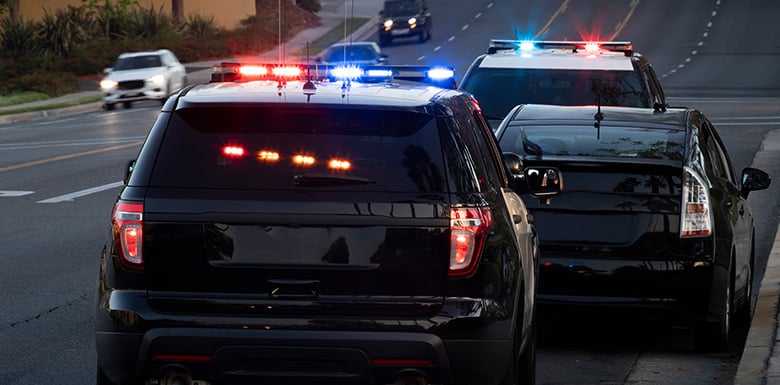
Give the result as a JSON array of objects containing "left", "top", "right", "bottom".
[{"left": 141, "top": 105, "right": 453, "bottom": 317}]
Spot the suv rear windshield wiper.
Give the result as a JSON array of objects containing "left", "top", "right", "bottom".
[{"left": 293, "top": 174, "right": 377, "bottom": 187}]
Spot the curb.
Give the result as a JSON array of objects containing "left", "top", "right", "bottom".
[{"left": 736, "top": 226, "right": 780, "bottom": 385}]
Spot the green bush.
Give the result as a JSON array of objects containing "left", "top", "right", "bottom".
[
  {"left": 0, "top": 71, "right": 78, "bottom": 96},
  {"left": 125, "top": 5, "right": 179, "bottom": 40},
  {"left": 184, "top": 12, "right": 222, "bottom": 39},
  {"left": 0, "top": 16, "right": 40, "bottom": 57},
  {"left": 37, "top": 7, "right": 91, "bottom": 57}
]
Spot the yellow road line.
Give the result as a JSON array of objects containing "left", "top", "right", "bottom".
[
  {"left": 0, "top": 141, "right": 143, "bottom": 173},
  {"left": 536, "top": 0, "right": 569, "bottom": 39}
]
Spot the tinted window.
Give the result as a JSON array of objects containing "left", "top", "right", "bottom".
[
  {"left": 500, "top": 125, "right": 685, "bottom": 160},
  {"left": 460, "top": 67, "right": 649, "bottom": 119},
  {"left": 383, "top": 0, "right": 419, "bottom": 14},
  {"left": 151, "top": 106, "right": 447, "bottom": 193},
  {"left": 114, "top": 55, "right": 163, "bottom": 70}
]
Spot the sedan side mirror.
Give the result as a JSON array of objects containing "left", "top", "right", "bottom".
[
  {"left": 124, "top": 159, "right": 136, "bottom": 185},
  {"left": 741, "top": 167, "right": 771, "bottom": 197},
  {"left": 525, "top": 166, "right": 563, "bottom": 205}
]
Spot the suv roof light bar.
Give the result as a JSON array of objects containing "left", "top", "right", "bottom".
[
  {"left": 211, "top": 63, "right": 457, "bottom": 89},
  {"left": 487, "top": 39, "right": 633, "bottom": 56}
]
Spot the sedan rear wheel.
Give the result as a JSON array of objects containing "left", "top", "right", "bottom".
[{"left": 694, "top": 265, "right": 733, "bottom": 352}]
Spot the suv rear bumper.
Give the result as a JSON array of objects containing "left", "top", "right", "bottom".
[{"left": 96, "top": 291, "right": 514, "bottom": 385}]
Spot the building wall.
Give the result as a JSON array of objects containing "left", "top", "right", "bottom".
[{"left": 20, "top": 0, "right": 257, "bottom": 29}]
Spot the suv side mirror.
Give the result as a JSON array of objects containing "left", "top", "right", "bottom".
[
  {"left": 525, "top": 166, "right": 563, "bottom": 204},
  {"left": 124, "top": 160, "right": 136, "bottom": 185},
  {"left": 741, "top": 167, "right": 771, "bottom": 197}
]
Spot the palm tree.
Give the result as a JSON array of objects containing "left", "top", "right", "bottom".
[
  {"left": 0, "top": 0, "right": 20, "bottom": 19},
  {"left": 172, "top": 0, "right": 183, "bottom": 22}
]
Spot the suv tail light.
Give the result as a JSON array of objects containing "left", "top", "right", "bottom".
[
  {"left": 112, "top": 201, "right": 144, "bottom": 269},
  {"left": 449, "top": 206, "right": 493, "bottom": 278},
  {"left": 680, "top": 167, "right": 712, "bottom": 238}
]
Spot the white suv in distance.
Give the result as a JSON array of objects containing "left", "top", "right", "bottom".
[
  {"left": 459, "top": 40, "right": 668, "bottom": 128},
  {"left": 100, "top": 49, "right": 187, "bottom": 110}
]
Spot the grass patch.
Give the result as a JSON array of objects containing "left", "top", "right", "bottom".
[
  {"left": 0, "top": 92, "right": 51, "bottom": 107},
  {"left": 0, "top": 95, "right": 102, "bottom": 116},
  {"left": 295, "top": 17, "right": 372, "bottom": 57}
]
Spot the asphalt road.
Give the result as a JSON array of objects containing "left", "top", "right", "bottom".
[{"left": 1, "top": 1, "right": 779, "bottom": 384}]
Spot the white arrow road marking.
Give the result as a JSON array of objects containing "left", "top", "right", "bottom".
[
  {"left": 37, "top": 181, "right": 123, "bottom": 203},
  {"left": 0, "top": 191, "right": 34, "bottom": 197}
]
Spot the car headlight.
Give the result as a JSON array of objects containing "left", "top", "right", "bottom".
[
  {"left": 384, "top": 19, "right": 393, "bottom": 28},
  {"left": 408, "top": 17, "right": 417, "bottom": 25},
  {"left": 100, "top": 79, "right": 118, "bottom": 90},
  {"left": 149, "top": 74, "right": 166, "bottom": 84}
]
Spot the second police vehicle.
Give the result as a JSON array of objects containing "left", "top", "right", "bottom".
[{"left": 459, "top": 40, "right": 668, "bottom": 128}]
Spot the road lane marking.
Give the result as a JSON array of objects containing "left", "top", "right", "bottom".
[
  {"left": 37, "top": 181, "right": 123, "bottom": 203},
  {"left": 536, "top": 0, "right": 568, "bottom": 38},
  {"left": 610, "top": 0, "right": 640, "bottom": 40},
  {"left": 0, "top": 141, "right": 142, "bottom": 173},
  {"left": 0, "top": 191, "right": 34, "bottom": 197}
]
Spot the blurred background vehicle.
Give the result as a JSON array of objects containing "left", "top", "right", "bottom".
[
  {"left": 99, "top": 49, "right": 187, "bottom": 110},
  {"left": 317, "top": 41, "right": 389, "bottom": 66}
]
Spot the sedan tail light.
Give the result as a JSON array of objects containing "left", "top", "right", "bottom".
[
  {"left": 112, "top": 201, "right": 144, "bottom": 269},
  {"left": 449, "top": 206, "right": 493, "bottom": 278},
  {"left": 680, "top": 167, "right": 712, "bottom": 238}
]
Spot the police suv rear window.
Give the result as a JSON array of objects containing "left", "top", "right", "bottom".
[{"left": 150, "top": 106, "right": 447, "bottom": 192}]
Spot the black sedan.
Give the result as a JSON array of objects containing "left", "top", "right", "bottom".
[{"left": 496, "top": 104, "right": 771, "bottom": 352}]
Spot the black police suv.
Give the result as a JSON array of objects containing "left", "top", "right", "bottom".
[
  {"left": 460, "top": 40, "right": 668, "bottom": 128},
  {"left": 378, "top": 0, "right": 432, "bottom": 46},
  {"left": 495, "top": 104, "right": 771, "bottom": 352},
  {"left": 95, "top": 64, "right": 561, "bottom": 385}
]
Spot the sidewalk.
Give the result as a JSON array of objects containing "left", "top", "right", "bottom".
[
  {"left": 736, "top": 129, "right": 780, "bottom": 385},
  {"left": 0, "top": 1, "right": 381, "bottom": 125}
]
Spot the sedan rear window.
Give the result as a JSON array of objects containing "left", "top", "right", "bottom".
[
  {"left": 500, "top": 125, "right": 685, "bottom": 160},
  {"left": 150, "top": 106, "right": 448, "bottom": 192}
]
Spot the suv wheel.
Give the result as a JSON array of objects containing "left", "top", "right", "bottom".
[
  {"left": 500, "top": 310, "right": 537, "bottom": 385},
  {"left": 105, "top": 103, "right": 115, "bottom": 111},
  {"left": 122, "top": 101, "right": 133, "bottom": 109}
]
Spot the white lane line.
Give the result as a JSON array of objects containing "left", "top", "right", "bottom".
[
  {"left": 462, "top": 24, "right": 469, "bottom": 31},
  {"left": 448, "top": 36, "right": 456, "bottom": 42},
  {"left": 433, "top": 46, "right": 442, "bottom": 52},
  {"left": 0, "top": 191, "right": 34, "bottom": 197},
  {"left": 417, "top": 56, "right": 426, "bottom": 61},
  {"left": 37, "top": 181, "right": 123, "bottom": 203}
]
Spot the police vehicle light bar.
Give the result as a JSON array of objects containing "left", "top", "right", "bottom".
[
  {"left": 211, "top": 62, "right": 457, "bottom": 89},
  {"left": 488, "top": 39, "right": 633, "bottom": 56}
]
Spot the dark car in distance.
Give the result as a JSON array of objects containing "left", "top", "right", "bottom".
[
  {"left": 378, "top": 0, "right": 432, "bottom": 46},
  {"left": 317, "top": 41, "right": 389, "bottom": 66},
  {"left": 495, "top": 104, "right": 770, "bottom": 352},
  {"left": 95, "top": 63, "right": 562, "bottom": 385}
]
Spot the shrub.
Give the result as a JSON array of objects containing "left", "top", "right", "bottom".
[
  {"left": 37, "top": 7, "right": 91, "bottom": 57},
  {"left": 0, "top": 16, "right": 40, "bottom": 58},
  {"left": 125, "top": 4, "right": 179, "bottom": 40},
  {"left": 184, "top": 12, "right": 222, "bottom": 39},
  {"left": 0, "top": 71, "right": 78, "bottom": 96}
]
